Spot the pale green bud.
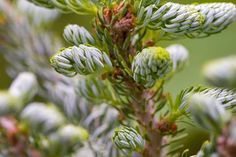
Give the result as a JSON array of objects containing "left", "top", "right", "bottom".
[
  {"left": 63, "top": 24, "right": 94, "bottom": 46},
  {"left": 21, "top": 102, "right": 65, "bottom": 134},
  {"left": 132, "top": 47, "right": 172, "bottom": 87},
  {"left": 166, "top": 44, "right": 189, "bottom": 72},
  {"left": 203, "top": 56, "right": 236, "bottom": 88},
  {"left": 189, "top": 93, "right": 230, "bottom": 134},
  {"left": 0, "top": 91, "right": 18, "bottom": 115},
  {"left": 113, "top": 127, "right": 144, "bottom": 152},
  {"left": 49, "top": 124, "right": 89, "bottom": 147},
  {"left": 9, "top": 72, "right": 38, "bottom": 103},
  {"left": 179, "top": 87, "right": 236, "bottom": 112},
  {"left": 50, "top": 45, "right": 112, "bottom": 77}
]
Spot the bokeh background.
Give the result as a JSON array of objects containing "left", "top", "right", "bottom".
[{"left": 0, "top": 0, "right": 236, "bottom": 154}]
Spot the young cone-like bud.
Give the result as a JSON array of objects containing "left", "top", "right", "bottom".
[
  {"left": 166, "top": 44, "right": 189, "bottom": 72},
  {"left": 189, "top": 93, "right": 230, "bottom": 134},
  {"left": 203, "top": 56, "right": 236, "bottom": 88},
  {"left": 179, "top": 87, "right": 236, "bottom": 112},
  {"left": 50, "top": 45, "right": 112, "bottom": 77},
  {"left": 132, "top": 47, "right": 172, "bottom": 87},
  {"left": 113, "top": 127, "right": 145, "bottom": 153},
  {"left": 63, "top": 24, "right": 95, "bottom": 46},
  {"left": 141, "top": 2, "right": 236, "bottom": 37},
  {"left": 21, "top": 102, "right": 65, "bottom": 134},
  {"left": 49, "top": 124, "right": 89, "bottom": 148},
  {"left": 9, "top": 72, "right": 38, "bottom": 103}
]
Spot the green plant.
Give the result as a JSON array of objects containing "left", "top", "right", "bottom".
[{"left": 0, "top": 0, "right": 236, "bottom": 157}]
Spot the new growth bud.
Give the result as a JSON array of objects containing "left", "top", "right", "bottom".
[
  {"left": 203, "top": 56, "right": 236, "bottom": 88},
  {"left": 0, "top": 72, "right": 37, "bottom": 115},
  {"left": 132, "top": 47, "right": 172, "bottom": 87},
  {"left": 189, "top": 93, "right": 230, "bottom": 134},
  {"left": 50, "top": 45, "right": 112, "bottom": 77},
  {"left": 0, "top": 91, "right": 16, "bottom": 115},
  {"left": 49, "top": 124, "right": 89, "bottom": 148},
  {"left": 113, "top": 127, "right": 145, "bottom": 153},
  {"left": 63, "top": 24, "right": 95, "bottom": 46},
  {"left": 21, "top": 102, "right": 66, "bottom": 134},
  {"left": 140, "top": 2, "right": 236, "bottom": 37},
  {"left": 166, "top": 44, "right": 189, "bottom": 72},
  {"left": 9, "top": 72, "right": 38, "bottom": 103}
]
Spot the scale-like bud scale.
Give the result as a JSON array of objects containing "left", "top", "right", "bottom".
[{"left": 132, "top": 47, "right": 172, "bottom": 87}]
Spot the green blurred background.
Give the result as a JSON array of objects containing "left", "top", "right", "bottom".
[{"left": 0, "top": 0, "right": 236, "bottom": 154}]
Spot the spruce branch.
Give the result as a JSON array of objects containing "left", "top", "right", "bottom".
[
  {"left": 75, "top": 76, "right": 121, "bottom": 105},
  {"left": 139, "top": 2, "right": 236, "bottom": 38},
  {"left": 1, "top": 1, "right": 120, "bottom": 156},
  {"left": 2, "top": 0, "right": 236, "bottom": 157}
]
